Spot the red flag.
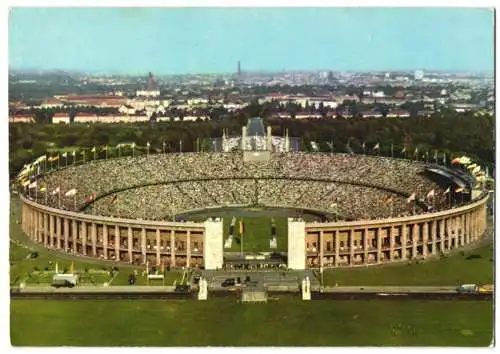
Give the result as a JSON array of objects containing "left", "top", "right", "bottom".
[{"left": 85, "top": 192, "right": 96, "bottom": 204}]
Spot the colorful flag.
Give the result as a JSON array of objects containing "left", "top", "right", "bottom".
[
  {"left": 455, "top": 187, "right": 464, "bottom": 193},
  {"left": 472, "top": 166, "right": 481, "bottom": 174},
  {"left": 426, "top": 189, "right": 435, "bottom": 199},
  {"left": 51, "top": 187, "right": 60, "bottom": 195},
  {"left": 467, "top": 163, "right": 477, "bottom": 170},
  {"left": 52, "top": 155, "right": 59, "bottom": 162},
  {"left": 85, "top": 192, "right": 96, "bottom": 204},
  {"left": 160, "top": 261, "right": 165, "bottom": 273},
  {"left": 111, "top": 195, "right": 119, "bottom": 204},
  {"left": 239, "top": 220, "right": 244, "bottom": 236},
  {"left": 451, "top": 157, "right": 461, "bottom": 164},
  {"left": 406, "top": 193, "right": 416, "bottom": 203},
  {"left": 40, "top": 186, "right": 46, "bottom": 192},
  {"left": 21, "top": 180, "right": 30, "bottom": 187},
  {"left": 64, "top": 189, "right": 77, "bottom": 197}
]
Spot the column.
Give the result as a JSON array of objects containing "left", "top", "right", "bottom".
[
  {"left": 141, "top": 228, "right": 147, "bottom": 264},
  {"left": 349, "top": 229, "right": 355, "bottom": 265},
  {"left": 43, "top": 213, "right": 49, "bottom": 246},
  {"left": 81, "top": 221, "right": 87, "bottom": 256},
  {"left": 334, "top": 230, "right": 340, "bottom": 267},
  {"left": 389, "top": 226, "right": 395, "bottom": 261},
  {"left": 363, "top": 228, "right": 369, "bottom": 264},
  {"left": 56, "top": 216, "right": 62, "bottom": 249},
  {"left": 49, "top": 214, "right": 55, "bottom": 248},
  {"left": 431, "top": 220, "right": 437, "bottom": 255},
  {"left": 454, "top": 216, "right": 459, "bottom": 247},
  {"left": 319, "top": 231, "right": 324, "bottom": 268},
  {"left": 411, "top": 224, "right": 417, "bottom": 259},
  {"left": 377, "top": 228, "right": 382, "bottom": 263},
  {"left": 34, "top": 211, "right": 39, "bottom": 242},
  {"left": 115, "top": 225, "right": 120, "bottom": 261},
  {"left": 401, "top": 224, "right": 407, "bottom": 260},
  {"left": 422, "top": 222, "right": 428, "bottom": 258},
  {"left": 156, "top": 229, "right": 161, "bottom": 265},
  {"left": 72, "top": 219, "right": 78, "bottom": 253},
  {"left": 186, "top": 230, "right": 191, "bottom": 268},
  {"left": 445, "top": 218, "right": 452, "bottom": 251},
  {"left": 128, "top": 227, "right": 133, "bottom": 263},
  {"left": 466, "top": 212, "right": 472, "bottom": 244},
  {"left": 438, "top": 219, "right": 445, "bottom": 252},
  {"left": 91, "top": 223, "right": 97, "bottom": 256},
  {"left": 103, "top": 225, "right": 108, "bottom": 259},
  {"left": 170, "top": 230, "right": 176, "bottom": 267},
  {"left": 63, "top": 218, "right": 69, "bottom": 252}
]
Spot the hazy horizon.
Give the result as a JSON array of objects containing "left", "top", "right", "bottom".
[{"left": 9, "top": 8, "right": 494, "bottom": 75}]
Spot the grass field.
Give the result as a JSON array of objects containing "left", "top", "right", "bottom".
[
  {"left": 10, "top": 298, "right": 493, "bottom": 346},
  {"left": 322, "top": 241, "right": 494, "bottom": 286},
  {"left": 9, "top": 197, "right": 183, "bottom": 287},
  {"left": 184, "top": 208, "right": 291, "bottom": 252}
]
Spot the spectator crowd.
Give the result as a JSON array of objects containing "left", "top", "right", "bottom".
[{"left": 32, "top": 152, "right": 448, "bottom": 221}]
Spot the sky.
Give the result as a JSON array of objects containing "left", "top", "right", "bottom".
[{"left": 8, "top": 7, "right": 495, "bottom": 74}]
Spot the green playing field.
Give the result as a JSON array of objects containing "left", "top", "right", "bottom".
[{"left": 10, "top": 298, "right": 493, "bottom": 346}]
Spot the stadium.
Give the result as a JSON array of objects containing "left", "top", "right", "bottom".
[{"left": 18, "top": 118, "right": 489, "bottom": 271}]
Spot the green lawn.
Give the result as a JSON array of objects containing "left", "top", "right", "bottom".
[
  {"left": 9, "top": 197, "right": 182, "bottom": 287},
  {"left": 10, "top": 298, "right": 493, "bottom": 346},
  {"left": 185, "top": 208, "right": 289, "bottom": 252},
  {"left": 323, "top": 241, "right": 494, "bottom": 286}
]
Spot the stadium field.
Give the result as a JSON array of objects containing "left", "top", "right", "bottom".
[
  {"left": 182, "top": 206, "right": 322, "bottom": 253},
  {"left": 10, "top": 298, "right": 493, "bottom": 346}
]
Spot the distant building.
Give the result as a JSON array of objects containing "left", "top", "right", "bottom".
[{"left": 414, "top": 70, "right": 424, "bottom": 81}]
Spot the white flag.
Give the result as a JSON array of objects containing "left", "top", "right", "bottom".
[
  {"left": 373, "top": 143, "right": 380, "bottom": 150},
  {"left": 407, "top": 193, "right": 416, "bottom": 203},
  {"left": 64, "top": 189, "right": 77, "bottom": 197},
  {"left": 28, "top": 181, "right": 37, "bottom": 189},
  {"left": 310, "top": 141, "right": 319, "bottom": 152},
  {"left": 62, "top": 152, "right": 67, "bottom": 158},
  {"left": 426, "top": 189, "right": 435, "bottom": 199},
  {"left": 443, "top": 187, "right": 450, "bottom": 195},
  {"left": 51, "top": 187, "right": 60, "bottom": 195},
  {"left": 147, "top": 141, "right": 150, "bottom": 147},
  {"left": 71, "top": 150, "right": 76, "bottom": 157}
]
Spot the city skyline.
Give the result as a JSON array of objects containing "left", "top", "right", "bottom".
[{"left": 9, "top": 7, "right": 494, "bottom": 75}]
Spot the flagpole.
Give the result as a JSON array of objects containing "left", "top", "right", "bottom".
[
  {"left": 57, "top": 154, "right": 60, "bottom": 169},
  {"left": 65, "top": 155, "right": 67, "bottom": 167},
  {"left": 163, "top": 141, "right": 166, "bottom": 154},
  {"left": 94, "top": 150, "right": 96, "bottom": 161},
  {"left": 105, "top": 146, "right": 108, "bottom": 160}
]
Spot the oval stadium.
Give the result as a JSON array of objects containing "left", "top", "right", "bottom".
[{"left": 18, "top": 118, "right": 489, "bottom": 270}]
